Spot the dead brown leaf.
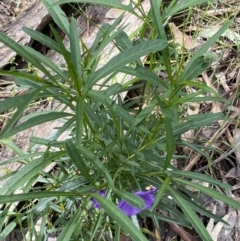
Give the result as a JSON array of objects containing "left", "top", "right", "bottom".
[{"left": 169, "top": 22, "right": 198, "bottom": 50}]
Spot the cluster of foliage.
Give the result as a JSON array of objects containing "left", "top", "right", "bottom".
[{"left": 0, "top": 0, "right": 239, "bottom": 240}]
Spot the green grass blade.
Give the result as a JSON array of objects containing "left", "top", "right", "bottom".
[
  {"left": 84, "top": 39, "right": 168, "bottom": 93},
  {"left": 65, "top": 141, "right": 94, "bottom": 185},
  {"left": 168, "top": 187, "right": 213, "bottom": 241},
  {"left": 91, "top": 194, "right": 148, "bottom": 241}
]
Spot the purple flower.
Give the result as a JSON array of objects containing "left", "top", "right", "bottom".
[
  {"left": 118, "top": 188, "right": 156, "bottom": 216},
  {"left": 90, "top": 190, "right": 105, "bottom": 209},
  {"left": 91, "top": 188, "right": 157, "bottom": 216}
]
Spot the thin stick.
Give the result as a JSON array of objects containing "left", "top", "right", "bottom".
[
  {"left": 184, "top": 111, "right": 240, "bottom": 171},
  {"left": 197, "top": 142, "right": 240, "bottom": 172}
]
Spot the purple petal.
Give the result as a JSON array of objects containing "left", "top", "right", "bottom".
[
  {"left": 91, "top": 190, "right": 105, "bottom": 209},
  {"left": 118, "top": 200, "right": 141, "bottom": 216},
  {"left": 134, "top": 190, "right": 155, "bottom": 209},
  {"left": 118, "top": 188, "right": 156, "bottom": 216}
]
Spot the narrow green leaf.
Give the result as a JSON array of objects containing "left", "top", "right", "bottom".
[
  {"left": 78, "top": 146, "right": 114, "bottom": 186},
  {"left": 0, "top": 221, "right": 17, "bottom": 239},
  {"left": 21, "top": 45, "right": 68, "bottom": 82},
  {"left": 90, "top": 24, "right": 110, "bottom": 54},
  {"left": 49, "top": 25, "right": 76, "bottom": 85},
  {"left": 165, "top": 0, "right": 210, "bottom": 18},
  {"left": 124, "top": 104, "right": 156, "bottom": 139},
  {"left": 163, "top": 117, "right": 175, "bottom": 171},
  {"left": 120, "top": 66, "right": 169, "bottom": 89},
  {"left": 53, "top": 0, "right": 135, "bottom": 15},
  {"left": 178, "top": 20, "right": 232, "bottom": 82},
  {"left": 176, "top": 179, "right": 240, "bottom": 211},
  {"left": 65, "top": 141, "right": 94, "bottom": 185},
  {"left": 114, "top": 224, "right": 121, "bottom": 241},
  {"left": 22, "top": 27, "right": 61, "bottom": 53},
  {"left": 87, "top": 90, "right": 143, "bottom": 128},
  {"left": 169, "top": 113, "right": 224, "bottom": 137},
  {"left": 57, "top": 209, "right": 82, "bottom": 241},
  {"left": 150, "top": 0, "right": 173, "bottom": 84},
  {"left": 70, "top": 17, "right": 83, "bottom": 89},
  {"left": 150, "top": 176, "right": 171, "bottom": 211},
  {"left": 0, "top": 156, "right": 48, "bottom": 195},
  {"left": 114, "top": 31, "right": 133, "bottom": 50},
  {"left": 168, "top": 187, "right": 213, "bottom": 241},
  {"left": 0, "top": 88, "right": 44, "bottom": 138},
  {"left": 84, "top": 103, "right": 103, "bottom": 128},
  {"left": 180, "top": 80, "right": 219, "bottom": 95},
  {"left": 91, "top": 194, "right": 148, "bottom": 241},
  {"left": 90, "top": 213, "right": 104, "bottom": 241},
  {"left": 172, "top": 171, "right": 231, "bottom": 189},
  {"left": 39, "top": 203, "right": 50, "bottom": 240},
  {"left": 1, "top": 112, "right": 72, "bottom": 139},
  {"left": 114, "top": 31, "right": 142, "bottom": 66},
  {"left": 88, "top": 16, "right": 125, "bottom": 69},
  {"left": 111, "top": 186, "right": 145, "bottom": 209},
  {"left": 104, "top": 83, "right": 123, "bottom": 97},
  {"left": 171, "top": 93, "right": 225, "bottom": 105},
  {"left": 42, "top": 0, "right": 69, "bottom": 34},
  {"left": 177, "top": 190, "right": 230, "bottom": 226},
  {"left": 76, "top": 97, "right": 84, "bottom": 145},
  {"left": 0, "top": 70, "right": 48, "bottom": 85},
  {"left": 0, "top": 33, "right": 55, "bottom": 82},
  {"left": 178, "top": 56, "right": 209, "bottom": 82},
  {"left": 0, "top": 152, "right": 43, "bottom": 167},
  {"left": 84, "top": 39, "right": 168, "bottom": 93}
]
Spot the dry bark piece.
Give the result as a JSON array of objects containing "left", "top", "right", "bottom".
[{"left": 0, "top": 1, "right": 51, "bottom": 68}]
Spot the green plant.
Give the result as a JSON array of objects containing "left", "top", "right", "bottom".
[{"left": 0, "top": 0, "right": 238, "bottom": 240}]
